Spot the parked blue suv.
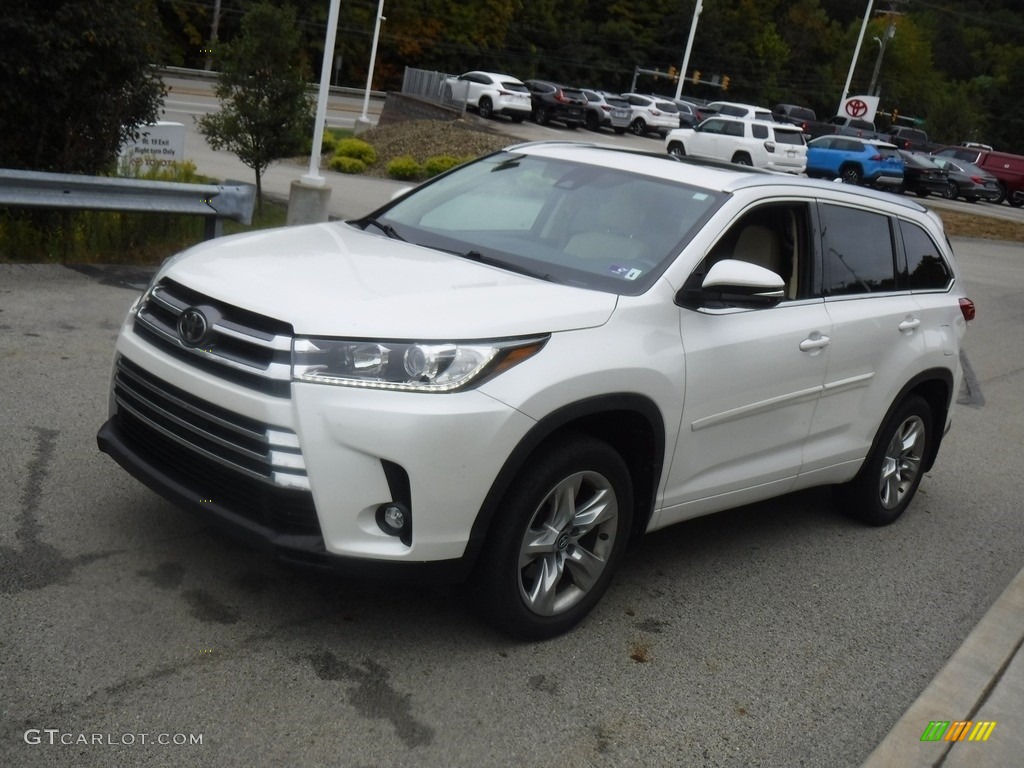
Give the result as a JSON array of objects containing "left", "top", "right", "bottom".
[{"left": 805, "top": 136, "right": 904, "bottom": 187}]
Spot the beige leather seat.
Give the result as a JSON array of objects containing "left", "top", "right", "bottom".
[{"left": 732, "top": 225, "right": 783, "bottom": 275}]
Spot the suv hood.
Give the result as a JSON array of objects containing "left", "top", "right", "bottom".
[{"left": 159, "top": 222, "right": 617, "bottom": 338}]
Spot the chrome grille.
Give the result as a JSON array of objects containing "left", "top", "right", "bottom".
[
  {"left": 113, "top": 357, "right": 320, "bottom": 535},
  {"left": 114, "top": 357, "right": 310, "bottom": 490},
  {"left": 133, "top": 278, "right": 293, "bottom": 397}
]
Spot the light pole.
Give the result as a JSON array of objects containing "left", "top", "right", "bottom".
[
  {"left": 674, "top": 0, "right": 703, "bottom": 101},
  {"left": 300, "top": 0, "right": 343, "bottom": 186},
  {"left": 288, "top": 0, "right": 343, "bottom": 225},
  {"left": 355, "top": 0, "right": 386, "bottom": 134}
]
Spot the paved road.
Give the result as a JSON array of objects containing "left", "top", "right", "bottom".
[{"left": 1, "top": 235, "right": 1022, "bottom": 767}]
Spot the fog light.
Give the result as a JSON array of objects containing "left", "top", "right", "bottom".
[{"left": 376, "top": 503, "right": 410, "bottom": 538}]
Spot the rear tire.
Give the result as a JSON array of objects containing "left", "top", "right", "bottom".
[
  {"left": 472, "top": 435, "right": 633, "bottom": 639},
  {"left": 834, "top": 394, "right": 932, "bottom": 526},
  {"left": 732, "top": 153, "right": 753, "bottom": 166},
  {"left": 630, "top": 118, "right": 647, "bottom": 136},
  {"left": 585, "top": 112, "right": 601, "bottom": 132},
  {"left": 534, "top": 106, "right": 550, "bottom": 126}
]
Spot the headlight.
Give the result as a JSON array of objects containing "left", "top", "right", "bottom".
[{"left": 292, "top": 336, "right": 548, "bottom": 392}]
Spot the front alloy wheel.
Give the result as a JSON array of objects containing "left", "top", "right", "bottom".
[{"left": 473, "top": 436, "right": 632, "bottom": 639}]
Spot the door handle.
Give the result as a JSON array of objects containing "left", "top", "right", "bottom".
[
  {"left": 898, "top": 317, "right": 921, "bottom": 332},
  {"left": 799, "top": 334, "right": 831, "bottom": 352}
]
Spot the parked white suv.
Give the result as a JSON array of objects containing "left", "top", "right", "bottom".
[
  {"left": 443, "top": 71, "right": 531, "bottom": 122},
  {"left": 665, "top": 116, "right": 808, "bottom": 173},
  {"left": 705, "top": 101, "right": 774, "bottom": 121},
  {"left": 620, "top": 93, "right": 680, "bottom": 136},
  {"left": 98, "top": 143, "right": 974, "bottom": 639}
]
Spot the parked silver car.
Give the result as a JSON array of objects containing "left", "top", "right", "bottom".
[{"left": 580, "top": 89, "right": 633, "bottom": 133}]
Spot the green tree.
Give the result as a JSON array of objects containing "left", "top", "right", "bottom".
[
  {"left": 0, "top": 0, "right": 164, "bottom": 174},
  {"left": 198, "top": 1, "right": 313, "bottom": 212}
]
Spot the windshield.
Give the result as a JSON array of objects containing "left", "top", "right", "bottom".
[{"left": 359, "top": 151, "right": 725, "bottom": 296}]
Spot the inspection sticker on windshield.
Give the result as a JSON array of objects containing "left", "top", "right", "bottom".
[{"left": 609, "top": 265, "right": 643, "bottom": 280}]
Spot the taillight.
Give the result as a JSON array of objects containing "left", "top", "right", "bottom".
[
  {"left": 970, "top": 176, "right": 986, "bottom": 184},
  {"left": 870, "top": 154, "right": 883, "bottom": 161},
  {"left": 601, "top": 105, "right": 612, "bottom": 112},
  {"left": 651, "top": 109, "right": 662, "bottom": 116},
  {"left": 555, "top": 90, "right": 568, "bottom": 103},
  {"left": 959, "top": 297, "right": 976, "bottom": 322},
  {"left": 764, "top": 141, "right": 776, "bottom": 153}
]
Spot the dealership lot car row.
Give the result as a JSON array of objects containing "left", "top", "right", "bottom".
[
  {"left": 442, "top": 72, "right": 1023, "bottom": 204},
  {"left": 98, "top": 141, "right": 974, "bottom": 638}
]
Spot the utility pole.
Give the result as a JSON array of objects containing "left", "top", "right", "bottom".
[
  {"left": 204, "top": 0, "right": 222, "bottom": 71},
  {"left": 868, "top": 0, "right": 906, "bottom": 97}
]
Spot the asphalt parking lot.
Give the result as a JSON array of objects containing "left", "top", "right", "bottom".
[{"left": 1, "top": 233, "right": 1022, "bottom": 767}]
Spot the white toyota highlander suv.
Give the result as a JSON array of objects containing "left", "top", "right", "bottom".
[{"left": 98, "top": 143, "right": 974, "bottom": 639}]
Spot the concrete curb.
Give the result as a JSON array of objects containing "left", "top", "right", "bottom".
[{"left": 861, "top": 566, "right": 1024, "bottom": 767}]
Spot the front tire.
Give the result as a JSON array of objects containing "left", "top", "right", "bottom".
[
  {"left": 840, "top": 165, "right": 863, "bottom": 185},
  {"left": 834, "top": 394, "right": 932, "bottom": 526},
  {"left": 473, "top": 436, "right": 633, "bottom": 639},
  {"left": 478, "top": 97, "right": 493, "bottom": 119},
  {"left": 943, "top": 181, "right": 959, "bottom": 200},
  {"left": 667, "top": 142, "right": 686, "bottom": 159}
]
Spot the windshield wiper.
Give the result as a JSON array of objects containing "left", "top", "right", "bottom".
[
  {"left": 458, "top": 249, "right": 556, "bottom": 283},
  {"left": 361, "top": 217, "right": 405, "bottom": 241}
]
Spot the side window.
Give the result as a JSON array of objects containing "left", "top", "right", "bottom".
[
  {"left": 752, "top": 124, "right": 769, "bottom": 139},
  {"left": 899, "top": 220, "right": 952, "bottom": 290},
  {"left": 725, "top": 121, "right": 744, "bottom": 137},
  {"left": 819, "top": 204, "right": 897, "bottom": 295},
  {"left": 701, "top": 120, "right": 724, "bottom": 134},
  {"left": 686, "top": 202, "right": 813, "bottom": 302}
]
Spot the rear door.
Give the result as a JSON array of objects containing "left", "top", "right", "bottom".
[{"left": 801, "top": 202, "right": 923, "bottom": 478}]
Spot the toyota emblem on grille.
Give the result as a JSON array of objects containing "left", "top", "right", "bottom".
[{"left": 177, "top": 307, "right": 209, "bottom": 346}]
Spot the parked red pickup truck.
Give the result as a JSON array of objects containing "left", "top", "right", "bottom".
[{"left": 933, "top": 145, "right": 1024, "bottom": 206}]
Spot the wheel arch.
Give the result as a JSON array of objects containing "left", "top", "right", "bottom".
[
  {"left": 464, "top": 394, "right": 666, "bottom": 569},
  {"left": 878, "top": 369, "right": 954, "bottom": 475}
]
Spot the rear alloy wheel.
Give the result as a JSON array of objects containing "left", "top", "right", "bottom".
[
  {"left": 834, "top": 394, "right": 932, "bottom": 526},
  {"left": 943, "top": 181, "right": 959, "bottom": 200},
  {"left": 630, "top": 118, "right": 647, "bottom": 136},
  {"left": 840, "top": 166, "right": 862, "bottom": 185},
  {"left": 473, "top": 435, "right": 633, "bottom": 639},
  {"left": 732, "top": 153, "right": 753, "bottom": 166},
  {"left": 478, "top": 97, "right": 493, "bottom": 119}
]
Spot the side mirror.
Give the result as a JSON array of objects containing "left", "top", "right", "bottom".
[{"left": 676, "top": 259, "right": 786, "bottom": 310}]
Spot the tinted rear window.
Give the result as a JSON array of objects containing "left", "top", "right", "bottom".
[
  {"left": 819, "top": 204, "right": 897, "bottom": 295},
  {"left": 502, "top": 82, "right": 528, "bottom": 93},
  {"left": 773, "top": 129, "right": 804, "bottom": 145}
]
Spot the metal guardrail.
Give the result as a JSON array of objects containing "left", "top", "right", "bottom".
[{"left": 0, "top": 168, "right": 256, "bottom": 240}]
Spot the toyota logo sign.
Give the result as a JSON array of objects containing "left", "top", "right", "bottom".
[{"left": 177, "top": 307, "right": 209, "bottom": 346}]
